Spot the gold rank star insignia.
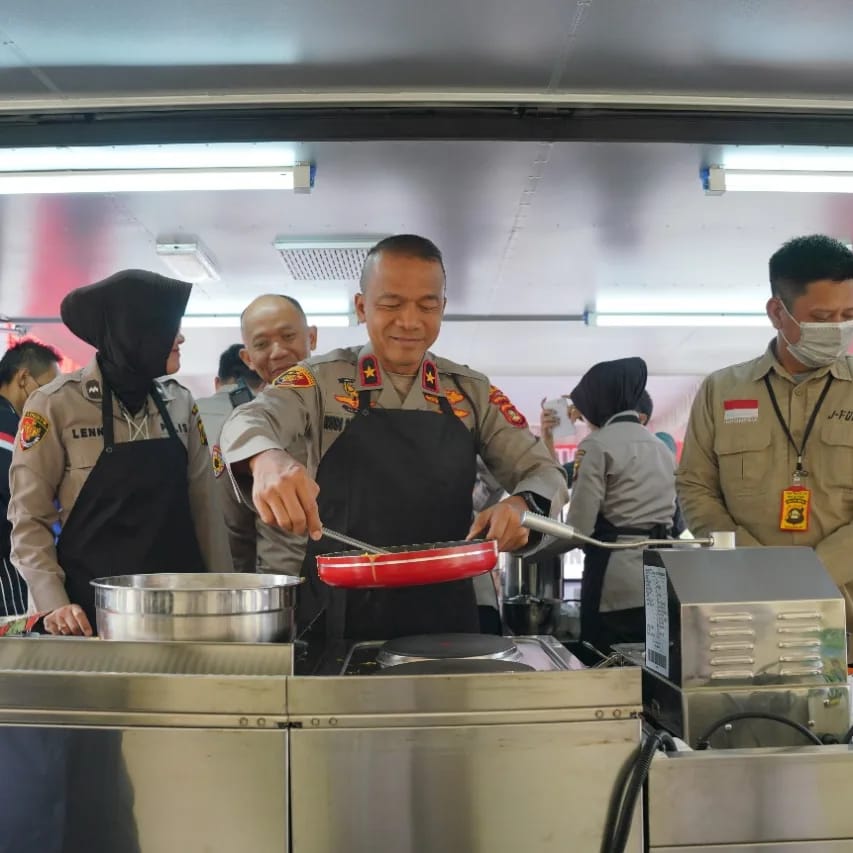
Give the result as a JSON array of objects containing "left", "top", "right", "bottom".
[
  {"left": 364, "top": 364, "right": 376, "bottom": 379},
  {"left": 426, "top": 370, "right": 435, "bottom": 384}
]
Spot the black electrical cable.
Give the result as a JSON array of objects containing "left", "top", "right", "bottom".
[
  {"left": 600, "top": 729, "right": 677, "bottom": 853},
  {"left": 696, "top": 711, "right": 823, "bottom": 750}
]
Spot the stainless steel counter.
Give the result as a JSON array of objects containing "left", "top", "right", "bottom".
[
  {"left": 648, "top": 745, "right": 853, "bottom": 850},
  {"left": 0, "top": 636, "right": 644, "bottom": 853},
  {"left": 288, "top": 666, "right": 643, "bottom": 853},
  {"left": 0, "top": 637, "right": 292, "bottom": 853}
]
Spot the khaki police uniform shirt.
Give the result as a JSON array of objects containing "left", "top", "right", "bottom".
[
  {"left": 677, "top": 342, "right": 853, "bottom": 619},
  {"left": 196, "top": 386, "right": 238, "bottom": 449},
  {"left": 220, "top": 344, "right": 569, "bottom": 534},
  {"left": 569, "top": 414, "right": 677, "bottom": 611},
  {"left": 8, "top": 359, "right": 231, "bottom": 612},
  {"left": 200, "top": 386, "right": 308, "bottom": 576}
]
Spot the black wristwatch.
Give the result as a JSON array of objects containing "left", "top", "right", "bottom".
[{"left": 516, "top": 491, "right": 543, "bottom": 514}]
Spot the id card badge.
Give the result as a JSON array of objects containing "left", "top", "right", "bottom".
[{"left": 780, "top": 485, "right": 811, "bottom": 531}]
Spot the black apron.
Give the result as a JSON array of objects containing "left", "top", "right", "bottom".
[
  {"left": 56, "top": 381, "right": 205, "bottom": 628},
  {"left": 299, "top": 389, "right": 480, "bottom": 641},
  {"left": 578, "top": 413, "right": 669, "bottom": 654}
]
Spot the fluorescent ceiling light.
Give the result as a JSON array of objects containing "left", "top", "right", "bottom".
[
  {"left": 0, "top": 143, "right": 298, "bottom": 171},
  {"left": 273, "top": 238, "right": 380, "bottom": 251},
  {"left": 586, "top": 311, "right": 768, "bottom": 328},
  {"left": 180, "top": 314, "right": 353, "bottom": 329},
  {"left": 0, "top": 166, "right": 313, "bottom": 195},
  {"left": 156, "top": 241, "right": 219, "bottom": 283},
  {"left": 703, "top": 165, "right": 853, "bottom": 194}
]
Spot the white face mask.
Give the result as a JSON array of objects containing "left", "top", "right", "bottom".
[{"left": 779, "top": 301, "right": 853, "bottom": 368}]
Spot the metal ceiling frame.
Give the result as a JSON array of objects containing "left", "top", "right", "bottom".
[
  {"left": 5, "top": 90, "right": 853, "bottom": 112},
  {"left": 2, "top": 105, "right": 853, "bottom": 148}
]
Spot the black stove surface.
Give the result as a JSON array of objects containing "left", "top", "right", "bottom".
[{"left": 379, "top": 633, "right": 518, "bottom": 662}]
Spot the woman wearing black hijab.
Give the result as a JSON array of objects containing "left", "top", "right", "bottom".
[
  {"left": 567, "top": 357, "right": 677, "bottom": 653},
  {"left": 8, "top": 269, "right": 229, "bottom": 635}
]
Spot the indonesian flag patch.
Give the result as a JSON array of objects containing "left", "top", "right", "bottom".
[{"left": 724, "top": 399, "right": 759, "bottom": 424}]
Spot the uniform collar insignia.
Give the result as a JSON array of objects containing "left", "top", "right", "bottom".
[
  {"left": 421, "top": 359, "right": 441, "bottom": 395},
  {"left": 357, "top": 353, "right": 383, "bottom": 389}
]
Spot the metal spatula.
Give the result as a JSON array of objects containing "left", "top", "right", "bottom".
[{"left": 321, "top": 527, "right": 391, "bottom": 556}]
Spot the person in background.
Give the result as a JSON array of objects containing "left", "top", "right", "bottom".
[
  {"left": 636, "top": 390, "right": 653, "bottom": 426},
  {"left": 678, "top": 234, "right": 853, "bottom": 624},
  {"left": 221, "top": 234, "right": 568, "bottom": 639},
  {"left": 565, "top": 357, "right": 677, "bottom": 653},
  {"left": 196, "top": 343, "right": 264, "bottom": 446},
  {"left": 216, "top": 294, "right": 317, "bottom": 574},
  {"left": 540, "top": 396, "right": 582, "bottom": 490},
  {"left": 0, "top": 341, "right": 61, "bottom": 616},
  {"left": 8, "top": 270, "right": 230, "bottom": 636},
  {"left": 655, "top": 431, "right": 678, "bottom": 455}
]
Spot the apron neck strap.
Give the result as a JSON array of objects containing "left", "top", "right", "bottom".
[
  {"left": 101, "top": 381, "right": 178, "bottom": 450},
  {"left": 150, "top": 386, "right": 179, "bottom": 440}
]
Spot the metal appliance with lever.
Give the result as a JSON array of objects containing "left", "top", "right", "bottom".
[
  {"left": 511, "top": 512, "right": 731, "bottom": 640},
  {"left": 521, "top": 511, "right": 850, "bottom": 748}
]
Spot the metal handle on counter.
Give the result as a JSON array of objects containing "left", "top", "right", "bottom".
[
  {"left": 519, "top": 512, "right": 725, "bottom": 550},
  {"left": 320, "top": 527, "right": 391, "bottom": 555}
]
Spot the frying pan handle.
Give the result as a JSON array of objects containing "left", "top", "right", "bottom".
[
  {"left": 519, "top": 511, "right": 580, "bottom": 541},
  {"left": 520, "top": 511, "right": 721, "bottom": 550}
]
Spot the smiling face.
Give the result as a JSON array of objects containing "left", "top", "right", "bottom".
[
  {"left": 164, "top": 332, "right": 185, "bottom": 375},
  {"left": 354, "top": 252, "right": 446, "bottom": 374},
  {"left": 240, "top": 296, "right": 317, "bottom": 384}
]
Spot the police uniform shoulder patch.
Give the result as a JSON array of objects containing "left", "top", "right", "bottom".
[
  {"left": 211, "top": 444, "right": 225, "bottom": 479},
  {"left": 488, "top": 386, "right": 528, "bottom": 428},
  {"left": 19, "top": 411, "right": 49, "bottom": 450},
  {"left": 273, "top": 365, "right": 316, "bottom": 388},
  {"left": 572, "top": 448, "right": 586, "bottom": 482},
  {"left": 84, "top": 379, "right": 102, "bottom": 400}
]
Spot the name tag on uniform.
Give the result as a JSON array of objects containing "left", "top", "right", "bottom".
[{"left": 780, "top": 486, "right": 811, "bottom": 532}]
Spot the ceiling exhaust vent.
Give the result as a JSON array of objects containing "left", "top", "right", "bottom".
[{"left": 273, "top": 238, "right": 382, "bottom": 281}]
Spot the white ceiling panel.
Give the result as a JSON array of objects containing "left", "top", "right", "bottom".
[{"left": 4, "top": 0, "right": 853, "bottom": 99}]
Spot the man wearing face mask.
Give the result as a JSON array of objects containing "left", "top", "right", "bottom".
[{"left": 678, "top": 234, "right": 853, "bottom": 621}]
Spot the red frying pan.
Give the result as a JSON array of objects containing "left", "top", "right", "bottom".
[{"left": 316, "top": 534, "right": 499, "bottom": 589}]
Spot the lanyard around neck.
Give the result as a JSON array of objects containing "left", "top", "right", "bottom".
[{"left": 763, "top": 373, "right": 832, "bottom": 481}]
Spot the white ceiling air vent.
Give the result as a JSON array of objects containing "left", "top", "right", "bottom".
[{"left": 273, "top": 239, "right": 381, "bottom": 281}]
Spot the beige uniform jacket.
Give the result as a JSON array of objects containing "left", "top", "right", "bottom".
[
  {"left": 221, "top": 344, "right": 569, "bottom": 541},
  {"left": 569, "top": 414, "right": 677, "bottom": 611},
  {"left": 677, "top": 343, "right": 853, "bottom": 618},
  {"left": 8, "top": 360, "right": 231, "bottom": 611},
  {"left": 215, "top": 447, "right": 308, "bottom": 576},
  {"left": 200, "top": 387, "right": 308, "bottom": 576},
  {"left": 196, "top": 386, "right": 238, "bottom": 449}
]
